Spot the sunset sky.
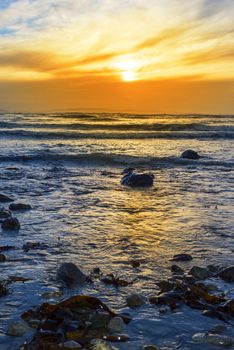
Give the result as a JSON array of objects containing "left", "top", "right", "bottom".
[{"left": 0, "top": 0, "right": 234, "bottom": 113}]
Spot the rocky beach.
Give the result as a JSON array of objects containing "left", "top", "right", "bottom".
[{"left": 0, "top": 113, "right": 234, "bottom": 349}]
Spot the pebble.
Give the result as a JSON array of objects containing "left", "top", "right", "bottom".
[
  {"left": 108, "top": 316, "right": 125, "bottom": 333},
  {"left": 90, "top": 339, "right": 118, "bottom": 350},
  {"left": 7, "top": 320, "right": 31, "bottom": 337},
  {"left": 126, "top": 293, "right": 144, "bottom": 308}
]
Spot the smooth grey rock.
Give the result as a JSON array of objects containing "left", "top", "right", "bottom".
[
  {"left": 108, "top": 317, "right": 125, "bottom": 333},
  {"left": 57, "top": 262, "right": 87, "bottom": 286},
  {"left": 9, "top": 203, "right": 31, "bottom": 211},
  {"left": 219, "top": 266, "right": 234, "bottom": 283},
  {"left": 180, "top": 150, "right": 200, "bottom": 159},
  {"left": 1, "top": 217, "right": 20, "bottom": 231},
  {"left": 126, "top": 293, "right": 144, "bottom": 308},
  {"left": 189, "top": 266, "right": 211, "bottom": 280},
  {"left": 7, "top": 320, "right": 31, "bottom": 337}
]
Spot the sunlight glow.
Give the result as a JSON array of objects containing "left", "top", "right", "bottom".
[{"left": 122, "top": 70, "right": 137, "bottom": 82}]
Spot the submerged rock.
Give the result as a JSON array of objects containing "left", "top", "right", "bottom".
[
  {"left": 57, "top": 262, "right": 87, "bottom": 286},
  {"left": 126, "top": 293, "right": 144, "bottom": 308},
  {"left": 143, "top": 346, "right": 159, "bottom": 350},
  {"left": 171, "top": 253, "right": 192, "bottom": 262},
  {"left": 7, "top": 320, "right": 31, "bottom": 337},
  {"left": 121, "top": 168, "right": 154, "bottom": 187},
  {"left": 90, "top": 340, "right": 118, "bottom": 350},
  {"left": 59, "top": 340, "right": 82, "bottom": 348},
  {"left": 1, "top": 217, "right": 20, "bottom": 231},
  {"left": 0, "top": 194, "right": 13, "bottom": 203},
  {"left": 180, "top": 150, "right": 200, "bottom": 159},
  {"left": 189, "top": 266, "right": 211, "bottom": 280},
  {"left": 108, "top": 316, "right": 125, "bottom": 333},
  {"left": 0, "top": 253, "right": 6, "bottom": 262},
  {"left": 171, "top": 264, "right": 184, "bottom": 275},
  {"left": 219, "top": 266, "right": 234, "bottom": 283},
  {"left": 0, "top": 207, "right": 11, "bottom": 219},
  {"left": 192, "top": 332, "right": 234, "bottom": 347},
  {"left": 156, "top": 280, "right": 175, "bottom": 292},
  {"left": 9, "top": 203, "right": 32, "bottom": 211}
]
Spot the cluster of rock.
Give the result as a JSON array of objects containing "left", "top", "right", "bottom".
[{"left": 0, "top": 193, "right": 31, "bottom": 232}]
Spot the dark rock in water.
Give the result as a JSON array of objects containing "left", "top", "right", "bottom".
[
  {"left": 218, "top": 266, "right": 234, "bottom": 282},
  {"left": 1, "top": 217, "right": 20, "bottom": 231},
  {"left": 121, "top": 168, "right": 154, "bottom": 187},
  {"left": 23, "top": 242, "right": 48, "bottom": 252},
  {"left": 171, "top": 264, "right": 184, "bottom": 275},
  {"left": 0, "top": 207, "right": 11, "bottom": 219},
  {"left": 130, "top": 260, "right": 141, "bottom": 268},
  {"left": 9, "top": 203, "right": 31, "bottom": 211},
  {"left": 57, "top": 262, "right": 87, "bottom": 287},
  {"left": 156, "top": 280, "right": 175, "bottom": 292},
  {"left": 126, "top": 293, "right": 144, "bottom": 308},
  {"left": 180, "top": 150, "right": 200, "bottom": 159},
  {"left": 172, "top": 253, "right": 193, "bottom": 262},
  {"left": 0, "top": 194, "right": 13, "bottom": 203},
  {"left": 189, "top": 266, "right": 211, "bottom": 280},
  {"left": 143, "top": 346, "right": 159, "bottom": 350},
  {"left": 0, "top": 253, "right": 6, "bottom": 262}
]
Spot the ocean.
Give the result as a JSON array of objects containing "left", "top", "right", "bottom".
[{"left": 0, "top": 113, "right": 233, "bottom": 349}]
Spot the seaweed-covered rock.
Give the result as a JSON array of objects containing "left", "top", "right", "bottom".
[
  {"left": 218, "top": 266, "right": 234, "bottom": 283},
  {"left": 57, "top": 262, "right": 87, "bottom": 286},
  {"left": 9, "top": 203, "right": 32, "bottom": 211},
  {"left": 180, "top": 150, "right": 200, "bottom": 159},
  {"left": 0, "top": 194, "right": 13, "bottom": 203},
  {"left": 1, "top": 217, "right": 20, "bottom": 231}
]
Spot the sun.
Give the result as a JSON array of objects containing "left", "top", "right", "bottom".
[
  {"left": 113, "top": 59, "right": 139, "bottom": 82},
  {"left": 122, "top": 70, "right": 137, "bottom": 82}
]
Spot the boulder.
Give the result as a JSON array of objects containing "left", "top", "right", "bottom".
[
  {"left": 57, "top": 262, "right": 87, "bottom": 287},
  {"left": 189, "top": 266, "right": 211, "bottom": 280},
  {"left": 171, "top": 253, "right": 192, "bottom": 262},
  {"left": 1, "top": 217, "right": 20, "bottom": 231},
  {"left": 0, "top": 194, "right": 13, "bottom": 203},
  {"left": 180, "top": 150, "right": 200, "bottom": 160},
  {"left": 218, "top": 266, "right": 234, "bottom": 283},
  {"left": 192, "top": 333, "right": 234, "bottom": 347},
  {"left": 126, "top": 293, "right": 144, "bottom": 308},
  {"left": 9, "top": 203, "right": 32, "bottom": 211}
]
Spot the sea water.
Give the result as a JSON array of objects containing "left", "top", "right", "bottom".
[{"left": 0, "top": 113, "right": 233, "bottom": 349}]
